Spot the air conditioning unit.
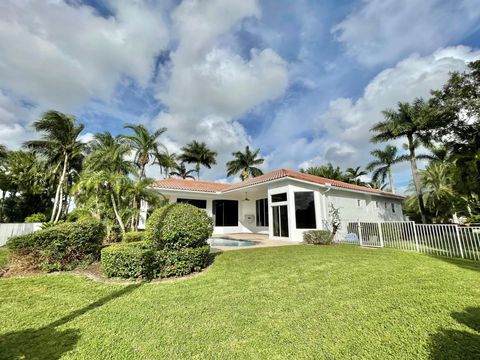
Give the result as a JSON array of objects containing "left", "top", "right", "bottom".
[{"left": 245, "top": 214, "right": 255, "bottom": 223}]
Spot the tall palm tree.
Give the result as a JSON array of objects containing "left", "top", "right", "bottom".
[
  {"left": 24, "top": 111, "right": 84, "bottom": 223},
  {"left": 180, "top": 141, "right": 217, "bottom": 180},
  {"left": 345, "top": 166, "right": 368, "bottom": 185},
  {"left": 367, "top": 145, "right": 401, "bottom": 194},
  {"left": 120, "top": 124, "right": 166, "bottom": 180},
  {"left": 300, "top": 163, "right": 348, "bottom": 181},
  {"left": 155, "top": 149, "right": 177, "bottom": 178},
  {"left": 85, "top": 132, "right": 134, "bottom": 175},
  {"left": 421, "top": 162, "right": 455, "bottom": 222},
  {"left": 226, "top": 146, "right": 264, "bottom": 181},
  {"left": 170, "top": 162, "right": 196, "bottom": 179},
  {"left": 368, "top": 179, "right": 388, "bottom": 191},
  {"left": 371, "top": 99, "right": 430, "bottom": 222}
]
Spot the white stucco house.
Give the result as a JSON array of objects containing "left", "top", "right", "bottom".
[{"left": 147, "top": 169, "right": 404, "bottom": 242}]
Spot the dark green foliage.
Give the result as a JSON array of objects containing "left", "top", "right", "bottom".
[
  {"left": 160, "top": 204, "right": 213, "bottom": 250},
  {"left": 101, "top": 242, "right": 210, "bottom": 279},
  {"left": 303, "top": 230, "right": 333, "bottom": 245},
  {"left": 144, "top": 204, "right": 174, "bottom": 248},
  {"left": 24, "top": 213, "right": 47, "bottom": 223},
  {"left": 123, "top": 231, "right": 144, "bottom": 243},
  {"left": 7, "top": 219, "right": 105, "bottom": 271}
]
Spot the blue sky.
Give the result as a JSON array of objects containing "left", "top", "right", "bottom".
[{"left": 1, "top": 0, "right": 480, "bottom": 191}]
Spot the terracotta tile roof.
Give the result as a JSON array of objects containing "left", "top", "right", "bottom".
[
  {"left": 151, "top": 178, "right": 230, "bottom": 193},
  {"left": 153, "top": 169, "right": 404, "bottom": 199}
]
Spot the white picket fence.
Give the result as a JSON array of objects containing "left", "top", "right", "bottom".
[
  {"left": 0, "top": 223, "right": 42, "bottom": 246},
  {"left": 329, "top": 219, "right": 480, "bottom": 262}
]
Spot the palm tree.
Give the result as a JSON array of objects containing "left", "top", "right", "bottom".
[
  {"left": 366, "top": 145, "right": 401, "bottom": 194},
  {"left": 300, "top": 163, "right": 348, "bottom": 181},
  {"left": 368, "top": 179, "right": 388, "bottom": 191},
  {"left": 24, "top": 111, "right": 84, "bottom": 223},
  {"left": 180, "top": 141, "right": 217, "bottom": 180},
  {"left": 155, "top": 149, "right": 177, "bottom": 178},
  {"left": 345, "top": 166, "right": 368, "bottom": 185},
  {"left": 125, "top": 177, "right": 163, "bottom": 230},
  {"left": 120, "top": 124, "right": 166, "bottom": 180},
  {"left": 226, "top": 146, "right": 264, "bottom": 181},
  {"left": 371, "top": 99, "right": 430, "bottom": 222},
  {"left": 0, "top": 144, "right": 7, "bottom": 160},
  {"left": 169, "top": 162, "right": 196, "bottom": 179},
  {"left": 85, "top": 132, "right": 134, "bottom": 175},
  {"left": 421, "top": 162, "right": 455, "bottom": 222}
]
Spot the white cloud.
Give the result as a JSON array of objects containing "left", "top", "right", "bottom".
[
  {"left": 153, "top": 0, "right": 289, "bottom": 179},
  {"left": 0, "top": 0, "right": 170, "bottom": 108},
  {"left": 332, "top": 0, "right": 480, "bottom": 66},
  {"left": 312, "top": 46, "right": 480, "bottom": 181}
]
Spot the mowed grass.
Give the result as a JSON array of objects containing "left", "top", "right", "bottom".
[
  {"left": 0, "top": 245, "right": 479, "bottom": 360},
  {"left": 0, "top": 247, "right": 9, "bottom": 270}
]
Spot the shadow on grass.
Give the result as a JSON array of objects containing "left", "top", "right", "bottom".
[
  {"left": 429, "top": 307, "right": 480, "bottom": 360},
  {"left": 428, "top": 254, "right": 480, "bottom": 273},
  {"left": 0, "top": 284, "right": 141, "bottom": 360}
]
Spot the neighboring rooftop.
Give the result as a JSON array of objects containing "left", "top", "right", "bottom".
[{"left": 152, "top": 168, "right": 405, "bottom": 199}]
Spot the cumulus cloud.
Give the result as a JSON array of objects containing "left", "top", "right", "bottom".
[
  {"left": 153, "top": 0, "right": 289, "bottom": 179},
  {"left": 311, "top": 46, "right": 480, "bottom": 181},
  {"left": 0, "top": 0, "right": 170, "bottom": 107},
  {"left": 332, "top": 0, "right": 480, "bottom": 66}
]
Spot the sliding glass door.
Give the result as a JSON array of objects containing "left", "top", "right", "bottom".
[{"left": 272, "top": 205, "right": 289, "bottom": 238}]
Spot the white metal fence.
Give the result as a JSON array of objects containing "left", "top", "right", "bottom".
[
  {"left": 0, "top": 223, "right": 42, "bottom": 247},
  {"left": 329, "top": 219, "right": 480, "bottom": 262}
]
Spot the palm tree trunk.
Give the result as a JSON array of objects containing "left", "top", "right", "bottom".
[
  {"left": 110, "top": 192, "right": 125, "bottom": 235},
  {"left": 388, "top": 168, "right": 395, "bottom": 194},
  {"left": 196, "top": 162, "right": 200, "bottom": 180},
  {"left": 51, "top": 153, "right": 68, "bottom": 223},
  {"left": 408, "top": 135, "right": 427, "bottom": 223},
  {"left": 54, "top": 184, "right": 64, "bottom": 223}
]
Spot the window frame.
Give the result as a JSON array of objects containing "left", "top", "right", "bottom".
[
  {"left": 294, "top": 191, "right": 317, "bottom": 229},
  {"left": 176, "top": 198, "right": 207, "bottom": 209},
  {"left": 256, "top": 198, "right": 269, "bottom": 227}
]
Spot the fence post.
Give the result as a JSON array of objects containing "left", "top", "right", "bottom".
[
  {"left": 455, "top": 225, "right": 464, "bottom": 259},
  {"left": 377, "top": 222, "right": 384, "bottom": 248},
  {"left": 412, "top": 222, "right": 420, "bottom": 253},
  {"left": 358, "top": 220, "right": 363, "bottom": 246}
]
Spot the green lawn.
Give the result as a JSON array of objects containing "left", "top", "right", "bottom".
[
  {"left": 0, "top": 247, "right": 9, "bottom": 270},
  {"left": 0, "top": 245, "right": 479, "bottom": 359}
]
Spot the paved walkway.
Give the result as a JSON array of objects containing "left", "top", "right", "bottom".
[{"left": 210, "top": 233, "right": 298, "bottom": 252}]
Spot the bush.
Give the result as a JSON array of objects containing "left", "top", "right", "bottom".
[
  {"left": 7, "top": 219, "right": 106, "bottom": 271},
  {"left": 24, "top": 213, "right": 47, "bottom": 223},
  {"left": 123, "top": 231, "right": 144, "bottom": 243},
  {"left": 303, "top": 230, "right": 333, "bottom": 245},
  {"left": 144, "top": 204, "right": 174, "bottom": 248},
  {"left": 101, "top": 242, "right": 210, "bottom": 279}
]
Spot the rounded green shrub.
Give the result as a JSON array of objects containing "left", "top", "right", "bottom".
[
  {"left": 303, "top": 230, "right": 333, "bottom": 245},
  {"left": 24, "top": 213, "right": 47, "bottom": 223},
  {"left": 124, "top": 231, "right": 144, "bottom": 243},
  {"left": 160, "top": 204, "right": 213, "bottom": 250},
  {"left": 144, "top": 204, "right": 175, "bottom": 248}
]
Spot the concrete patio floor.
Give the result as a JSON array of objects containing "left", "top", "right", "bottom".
[{"left": 210, "top": 233, "right": 298, "bottom": 252}]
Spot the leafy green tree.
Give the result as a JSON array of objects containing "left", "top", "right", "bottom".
[
  {"left": 85, "top": 132, "right": 134, "bottom": 175},
  {"left": 367, "top": 179, "right": 388, "bottom": 191},
  {"left": 300, "top": 163, "right": 348, "bottom": 181},
  {"left": 121, "top": 124, "right": 166, "bottom": 180},
  {"left": 170, "top": 162, "right": 196, "bottom": 179},
  {"left": 24, "top": 111, "right": 84, "bottom": 223},
  {"left": 345, "top": 166, "right": 368, "bottom": 186},
  {"left": 155, "top": 149, "right": 177, "bottom": 178},
  {"left": 226, "top": 146, "right": 264, "bottom": 181},
  {"left": 366, "top": 145, "right": 401, "bottom": 193},
  {"left": 180, "top": 141, "right": 217, "bottom": 180},
  {"left": 371, "top": 99, "right": 430, "bottom": 222}
]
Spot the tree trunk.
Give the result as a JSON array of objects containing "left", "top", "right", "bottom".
[
  {"left": 388, "top": 168, "right": 395, "bottom": 194},
  {"left": 110, "top": 192, "right": 125, "bottom": 235},
  {"left": 54, "top": 184, "right": 64, "bottom": 223},
  {"left": 196, "top": 163, "right": 200, "bottom": 180},
  {"left": 51, "top": 153, "right": 68, "bottom": 223},
  {"left": 408, "top": 135, "right": 427, "bottom": 223}
]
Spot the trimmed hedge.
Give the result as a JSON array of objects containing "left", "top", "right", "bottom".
[
  {"left": 303, "top": 230, "right": 333, "bottom": 245},
  {"left": 145, "top": 204, "right": 213, "bottom": 250},
  {"left": 7, "top": 219, "right": 106, "bottom": 271},
  {"left": 101, "top": 242, "right": 210, "bottom": 279},
  {"left": 124, "top": 231, "right": 144, "bottom": 243}
]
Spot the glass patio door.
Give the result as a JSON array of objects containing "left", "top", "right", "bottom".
[{"left": 272, "top": 205, "right": 289, "bottom": 238}]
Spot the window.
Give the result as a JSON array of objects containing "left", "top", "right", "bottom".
[
  {"left": 384, "top": 202, "right": 387, "bottom": 209},
  {"left": 271, "top": 193, "right": 287, "bottom": 203},
  {"left": 294, "top": 192, "right": 316, "bottom": 229},
  {"left": 391, "top": 203, "right": 396, "bottom": 213},
  {"left": 213, "top": 200, "right": 238, "bottom": 227},
  {"left": 256, "top": 198, "right": 269, "bottom": 227},
  {"left": 177, "top": 198, "right": 207, "bottom": 209},
  {"left": 357, "top": 199, "right": 362, "bottom": 207},
  {"left": 375, "top": 201, "right": 379, "bottom": 208}
]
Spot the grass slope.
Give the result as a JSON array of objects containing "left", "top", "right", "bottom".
[{"left": 0, "top": 245, "right": 479, "bottom": 359}]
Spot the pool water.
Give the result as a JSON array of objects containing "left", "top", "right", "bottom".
[{"left": 207, "top": 238, "right": 256, "bottom": 247}]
